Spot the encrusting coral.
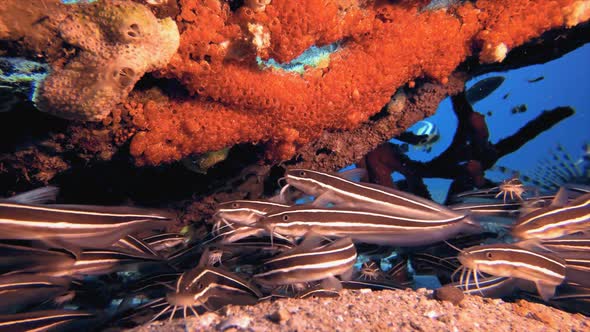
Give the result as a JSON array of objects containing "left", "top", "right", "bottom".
[
  {"left": 1, "top": 0, "right": 589, "bottom": 167},
  {"left": 126, "top": 0, "right": 590, "bottom": 165},
  {"left": 1, "top": 0, "right": 180, "bottom": 121}
]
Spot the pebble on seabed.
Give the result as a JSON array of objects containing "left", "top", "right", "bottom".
[{"left": 434, "top": 286, "right": 465, "bottom": 305}]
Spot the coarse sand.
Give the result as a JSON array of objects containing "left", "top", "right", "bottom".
[{"left": 130, "top": 288, "right": 589, "bottom": 332}]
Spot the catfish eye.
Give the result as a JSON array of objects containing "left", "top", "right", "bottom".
[
  {"left": 299, "top": 171, "right": 307, "bottom": 177},
  {"left": 486, "top": 252, "right": 493, "bottom": 259},
  {"left": 231, "top": 203, "right": 239, "bottom": 208},
  {"left": 282, "top": 215, "right": 289, "bottom": 221},
  {"left": 198, "top": 283, "right": 204, "bottom": 290}
]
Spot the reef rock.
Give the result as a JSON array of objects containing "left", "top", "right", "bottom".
[{"left": 1, "top": 0, "right": 180, "bottom": 121}]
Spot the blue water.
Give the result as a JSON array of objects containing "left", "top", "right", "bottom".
[{"left": 389, "top": 44, "right": 590, "bottom": 202}]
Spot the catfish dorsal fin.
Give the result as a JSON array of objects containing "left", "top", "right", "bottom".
[
  {"left": 337, "top": 168, "right": 368, "bottom": 182},
  {"left": 6, "top": 186, "right": 60, "bottom": 204},
  {"left": 551, "top": 187, "right": 569, "bottom": 207}
]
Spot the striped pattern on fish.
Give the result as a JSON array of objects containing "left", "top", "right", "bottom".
[
  {"left": 258, "top": 206, "right": 478, "bottom": 246},
  {"left": 254, "top": 237, "right": 357, "bottom": 285},
  {"left": 512, "top": 193, "right": 590, "bottom": 240},
  {"left": 0, "top": 310, "right": 97, "bottom": 331},
  {"left": 283, "top": 169, "right": 465, "bottom": 219},
  {"left": 458, "top": 244, "right": 566, "bottom": 301},
  {"left": 153, "top": 266, "right": 261, "bottom": 321},
  {"left": 0, "top": 202, "right": 171, "bottom": 248}
]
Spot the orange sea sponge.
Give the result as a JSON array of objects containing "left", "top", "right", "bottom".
[
  {"left": 475, "top": 0, "right": 583, "bottom": 63},
  {"left": 129, "top": 0, "right": 589, "bottom": 165}
]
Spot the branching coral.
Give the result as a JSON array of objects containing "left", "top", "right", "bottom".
[{"left": 127, "top": 0, "right": 590, "bottom": 166}]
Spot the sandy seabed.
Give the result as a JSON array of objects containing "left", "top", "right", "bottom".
[{"left": 131, "top": 288, "right": 589, "bottom": 332}]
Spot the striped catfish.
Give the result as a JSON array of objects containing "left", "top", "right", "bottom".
[
  {"left": 0, "top": 244, "right": 75, "bottom": 275},
  {"left": 50, "top": 248, "right": 169, "bottom": 277},
  {"left": 0, "top": 202, "right": 172, "bottom": 249},
  {"left": 257, "top": 206, "right": 480, "bottom": 247},
  {"left": 554, "top": 251, "right": 590, "bottom": 286},
  {"left": 450, "top": 201, "right": 523, "bottom": 217},
  {"left": 0, "top": 310, "right": 98, "bottom": 332},
  {"left": 541, "top": 233, "right": 590, "bottom": 252},
  {"left": 295, "top": 277, "right": 343, "bottom": 299},
  {"left": 143, "top": 233, "right": 186, "bottom": 253},
  {"left": 214, "top": 200, "right": 290, "bottom": 228},
  {"left": 115, "top": 235, "right": 160, "bottom": 257},
  {"left": 512, "top": 192, "right": 590, "bottom": 241},
  {"left": 253, "top": 236, "right": 357, "bottom": 286},
  {"left": 0, "top": 275, "right": 71, "bottom": 314},
  {"left": 283, "top": 168, "right": 466, "bottom": 219},
  {"left": 153, "top": 266, "right": 261, "bottom": 321},
  {"left": 342, "top": 279, "right": 406, "bottom": 291},
  {"left": 448, "top": 275, "right": 518, "bottom": 298},
  {"left": 457, "top": 243, "right": 566, "bottom": 301}
]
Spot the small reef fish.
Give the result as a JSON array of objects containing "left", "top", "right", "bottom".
[
  {"left": 282, "top": 168, "right": 466, "bottom": 220},
  {"left": 511, "top": 104, "right": 527, "bottom": 114},
  {"left": 396, "top": 121, "right": 440, "bottom": 153},
  {"left": 412, "top": 120, "right": 440, "bottom": 153},
  {"left": 465, "top": 76, "right": 505, "bottom": 104},
  {"left": 528, "top": 76, "right": 545, "bottom": 83},
  {"left": 181, "top": 148, "right": 230, "bottom": 174},
  {"left": 257, "top": 206, "right": 479, "bottom": 247},
  {"left": 457, "top": 243, "right": 566, "bottom": 301},
  {"left": 254, "top": 236, "right": 357, "bottom": 286},
  {"left": 512, "top": 192, "right": 590, "bottom": 241}
]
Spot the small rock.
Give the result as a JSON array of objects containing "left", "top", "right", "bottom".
[
  {"left": 217, "top": 315, "right": 251, "bottom": 331},
  {"left": 434, "top": 286, "right": 465, "bottom": 305},
  {"left": 425, "top": 310, "right": 440, "bottom": 319},
  {"left": 267, "top": 307, "right": 291, "bottom": 324},
  {"left": 193, "top": 312, "right": 219, "bottom": 328}
]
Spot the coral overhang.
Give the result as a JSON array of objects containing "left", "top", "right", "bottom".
[{"left": 115, "top": 1, "right": 589, "bottom": 165}]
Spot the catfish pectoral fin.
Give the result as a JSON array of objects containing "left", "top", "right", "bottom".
[{"left": 535, "top": 280, "right": 558, "bottom": 302}]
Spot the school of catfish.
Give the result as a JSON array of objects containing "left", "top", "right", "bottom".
[{"left": 0, "top": 165, "right": 589, "bottom": 331}]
